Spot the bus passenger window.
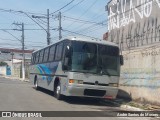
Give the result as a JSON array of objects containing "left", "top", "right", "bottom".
[
  {"left": 48, "top": 45, "right": 55, "bottom": 62},
  {"left": 55, "top": 43, "right": 63, "bottom": 61},
  {"left": 43, "top": 48, "right": 49, "bottom": 62}
]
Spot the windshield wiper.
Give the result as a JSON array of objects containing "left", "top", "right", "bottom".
[
  {"left": 71, "top": 70, "right": 97, "bottom": 74},
  {"left": 101, "top": 69, "right": 111, "bottom": 76}
]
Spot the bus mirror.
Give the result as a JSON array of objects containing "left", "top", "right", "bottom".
[
  {"left": 120, "top": 55, "right": 124, "bottom": 65},
  {"left": 64, "top": 58, "right": 69, "bottom": 66},
  {"left": 63, "top": 58, "right": 69, "bottom": 70},
  {"left": 65, "top": 46, "right": 70, "bottom": 57}
]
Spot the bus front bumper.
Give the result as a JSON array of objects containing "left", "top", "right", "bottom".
[{"left": 65, "top": 84, "right": 118, "bottom": 99}]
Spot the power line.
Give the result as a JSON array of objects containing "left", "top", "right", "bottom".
[
  {"left": 50, "top": 0, "right": 75, "bottom": 15},
  {"left": 75, "top": 20, "right": 107, "bottom": 32},
  {"left": 62, "top": 29, "right": 101, "bottom": 40},
  {"left": 0, "top": 28, "right": 57, "bottom": 31},
  {"left": 22, "top": 11, "right": 48, "bottom": 33},
  {"left": 0, "top": 37, "right": 46, "bottom": 45},
  {"left": 78, "top": 25, "right": 107, "bottom": 35},
  {"left": 63, "top": 16, "right": 107, "bottom": 25},
  {"left": 1, "top": 29, "right": 21, "bottom": 42},
  {"left": 0, "top": 43, "right": 21, "bottom": 46},
  {"left": 35, "top": 18, "right": 47, "bottom": 26},
  {"left": 62, "top": 0, "right": 85, "bottom": 13},
  {"left": 0, "top": 8, "right": 46, "bottom": 16},
  {"left": 64, "top": 0, "right": 98, "bottom": 29}
]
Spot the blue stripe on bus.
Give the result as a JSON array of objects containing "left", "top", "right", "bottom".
[
  {"left": 36, "top": 62, "right": 59, "bottom": 81},
  {"left": 39, "top": 64, "right": 52, "bottom": 81},
  {"left": 37, "top": 65, "right": 46, "bottom": 80}
]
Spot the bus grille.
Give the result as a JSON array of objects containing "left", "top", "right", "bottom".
[
  {"left": 83, "top": 82, "right": 109, "bottom": 86},
  {"left": 84, "top": 89, "right": 106, "bottom": 97}
]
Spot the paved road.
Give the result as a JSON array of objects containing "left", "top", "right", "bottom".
[{"left": 0, "top": 77, "right": 158, "bottom": 120}]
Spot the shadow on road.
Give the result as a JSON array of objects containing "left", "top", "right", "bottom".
[{"left": 33, "top": 87, "right": 132, "bottom": 107}]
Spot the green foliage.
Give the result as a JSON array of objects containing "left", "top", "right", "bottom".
[{"left": 0, "top": 62, "right": 8, "bottom": 66}]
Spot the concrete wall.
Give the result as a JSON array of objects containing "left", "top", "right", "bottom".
[
  {"left": 0, "top": 66, "right": 6, "bottom": 76},
  {"left": 12, "top": 62, "right": 30, "bottom": 79},
  {"left": 107, "top": 0, "right": 160, "bottom": 105},
  {"left": 120, "top": 45, "right": 160, "bottom": 104}
]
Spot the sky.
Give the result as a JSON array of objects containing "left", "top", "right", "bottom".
[{"left": 0, "top": 0, "right": 109, "bottom": 50}]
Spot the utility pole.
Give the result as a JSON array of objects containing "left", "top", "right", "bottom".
[
  {"left": 47, "top": 9, "right": 50, "bottom": 45},
  {"left": 32, "top": 9, "right": 50, "bottom": 45},
  {"left": 13, "top": 22, "right": 25, "bottom": 80},
  {"left": 22, "top": 23, "right": 25, "bottom": 80},
  {"left": 58, "top": 11, "right": 62, "bottom": 40},
  {"left": 11, "top": 52, "right": 14, "bottom": 76}
]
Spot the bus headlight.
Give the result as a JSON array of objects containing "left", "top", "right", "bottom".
[
  {"left": 69, "top": 79, "right": 83, "bottom": 84},
  {"left": 109, "top": 83, "right": 119, "bottom": 87}
]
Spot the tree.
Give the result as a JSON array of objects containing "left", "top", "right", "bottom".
[{"left": 0, "top": 62, "right": 8, "bottom": 66}]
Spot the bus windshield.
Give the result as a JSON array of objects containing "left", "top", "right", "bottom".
[{"left": 67, "top": 41, "right": 120, "bottom": 76}]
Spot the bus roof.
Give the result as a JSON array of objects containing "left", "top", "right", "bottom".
[
  {"left": 33, "top": 36, "right": 118, "bottom": 53},
  {"left": 65, "top": 36, "right": 118, "bottom": 46}
]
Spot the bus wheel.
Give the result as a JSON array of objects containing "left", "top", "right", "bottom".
[
  {"left": 55, "top": 82, "right": 63, "bottom": 100},
  {"left": 34, "top": 77, "right": 39, "bottom": 90}
]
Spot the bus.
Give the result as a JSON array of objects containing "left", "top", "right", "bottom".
[{"left": 30, "top": 36, "right": 123, "bottom": 100}]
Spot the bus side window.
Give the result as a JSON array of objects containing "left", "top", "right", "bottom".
[
  {"left": 31, "top": 54, "right": 34, "bottom": 65},
  {"left": 48, "top": 45, "right": 56, "bottom": 62},
  {"left": 55, "top": 43, "right": 63, "bottom": 61},
  {"left": 39, "top": 50, "right": 44, "bottom": 63},
  {"left": 35, "top": 52, "right": 40, "bottom": 64},
  {"left": 43, "top": 47, "right": 49, "bottom": 62}
]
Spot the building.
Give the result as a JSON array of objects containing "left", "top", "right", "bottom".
[
  {"left": 0, "top": 48, "right": 33, "bottom": 78},
  {"left": 106, "top": 0, "right": 160, "bottom": 105},
  {"left": 103, "top": 32, "right": 108, "bottom": 40}
]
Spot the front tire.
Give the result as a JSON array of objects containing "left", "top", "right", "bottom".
[
  {"left": 54, "top": 82, "right": 63, "bottom": 100},
  {"left": 34, "top": 77, "right": 39, "bottom": 90}
]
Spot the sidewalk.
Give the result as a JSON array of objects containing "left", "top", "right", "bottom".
[
  {"left": 123, "top": 101, "right": 160, "bottom": 111},
  {"left": 102, "top": 98, "right": 160, "bottom": 111},
  {"left": 1, "top": 75, "right": 30, "bottom": 82}
]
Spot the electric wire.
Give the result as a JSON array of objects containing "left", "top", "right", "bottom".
[
  {"left": 50, "top": 0, "right": 75, "bottom": 15},
  {"left": 62, "top": 0, "right": 85, "bottom": 13}
]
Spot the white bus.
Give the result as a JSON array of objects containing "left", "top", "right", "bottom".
[{"left": 30, "top": 36, "right": 123, "bottom": 100}]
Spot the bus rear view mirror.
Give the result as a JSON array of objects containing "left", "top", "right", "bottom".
[
  {"left": 64, "top": 58, "right": 69, "bottom": 66},
  {"left": 120, "top": 55, "right": 124, "bottom": 65},
  {"left": 62, "top": 57, "right": 68, "bottom": 70}
]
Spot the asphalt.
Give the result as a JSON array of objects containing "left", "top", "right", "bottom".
[{"left": 1, "top": 75, "right": 148, "bottom": 111}]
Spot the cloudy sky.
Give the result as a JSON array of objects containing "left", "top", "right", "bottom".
[{"left": 0, "top": 0, "right": 109, "bottom": 50}]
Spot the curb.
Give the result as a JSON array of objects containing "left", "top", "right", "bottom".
[{"left": 1, "top": 76, "right": 30, "bottom": 82}]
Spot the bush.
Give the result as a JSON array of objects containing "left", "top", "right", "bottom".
[{"left": 0, "top": 62, "right": 8, "bottom": 66}]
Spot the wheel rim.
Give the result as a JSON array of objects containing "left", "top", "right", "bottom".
[
  {"left": 35, "top": 80, "right": 38, "bottom": 88},
  {"left": 56, "top": 85, "right": 60, "bottom": 95}
]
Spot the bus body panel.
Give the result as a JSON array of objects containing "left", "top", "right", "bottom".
[
  {"left": 60, "top": 72, "right": 119, "bottom": 98},
  {"left": 30, "top": 36, "right": 121, "bottom": 100},
  {"left": 30, "top": 62, "right": 119, "bottom": 99}
]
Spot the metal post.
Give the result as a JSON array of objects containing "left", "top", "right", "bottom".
[
  {"left": 59, "top": 12, "right": 62, "bottom": 40},
  {"left": 31, "top": 9, "right": 50, "bottom": 45},
  {"left": 12, "top": 22, "right": 25, "bottom": 80},
  {"left": 11, "top": 52, "right": 14, "bottom": 76},
  {"left": 22, "top": 23, "right": 25, "bottom": 80}
]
